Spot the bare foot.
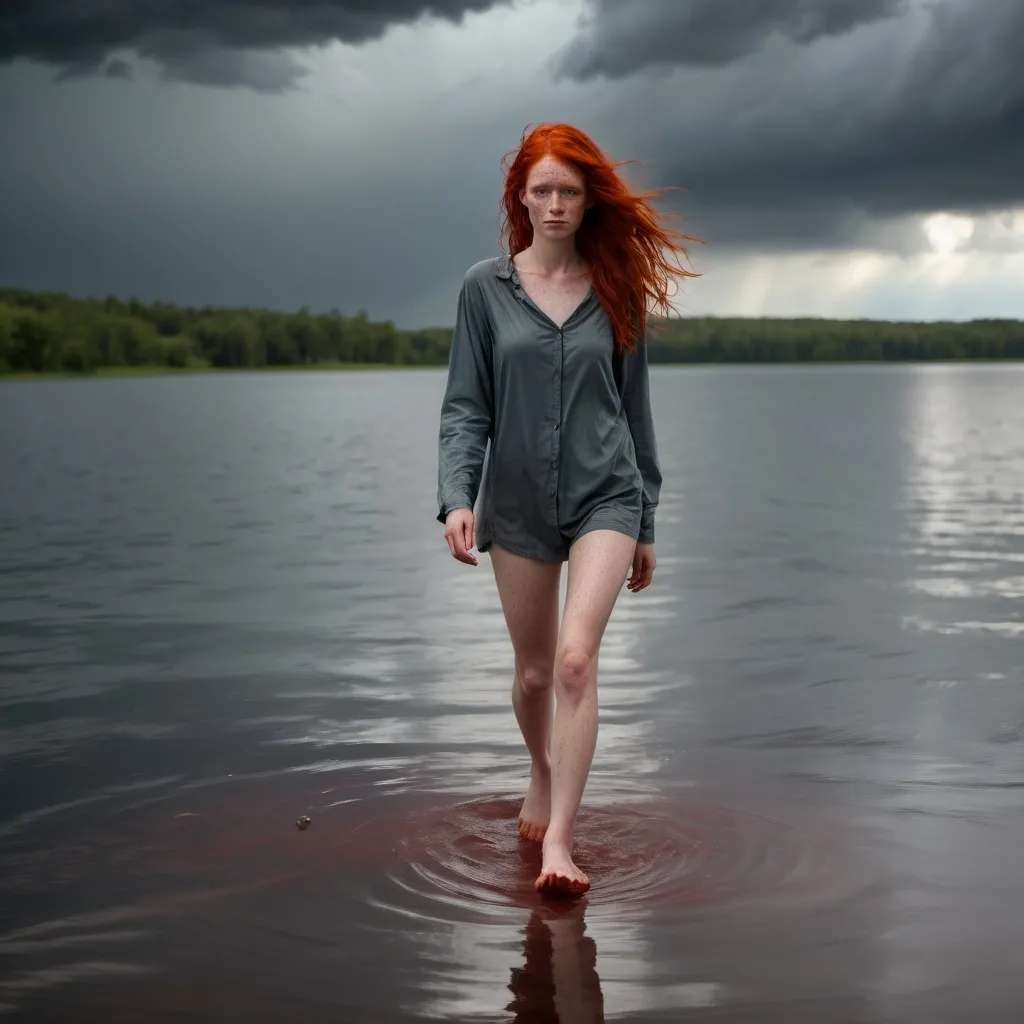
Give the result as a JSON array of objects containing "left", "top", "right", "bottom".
[
  {"left": 517, "top": 767, "right": 550, "bottom": 842},
  {"left": 535, "top": 837, "right": 590, "bottom": 897}
]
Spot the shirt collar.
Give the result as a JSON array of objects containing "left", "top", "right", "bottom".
[{"left": 495, "top": 252, "right": 515, "bottom": 280}]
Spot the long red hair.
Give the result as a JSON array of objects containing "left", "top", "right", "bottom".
[{"left": 499, "top": 122, "right": 701, "bottom": 353}]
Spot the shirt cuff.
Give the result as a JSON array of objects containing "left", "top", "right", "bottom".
[
  {"left": 437, "top": 495, "right": 473, "bottom": 524},
  {"left": 638, "top": 512, "right": 655, "bottom": 545}
]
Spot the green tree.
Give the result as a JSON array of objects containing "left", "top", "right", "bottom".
[{"left": 1, "top": 285, "right": 1022, "bottom": 376}]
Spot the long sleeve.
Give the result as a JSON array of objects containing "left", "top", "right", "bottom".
[
  {"left": 618, "top": 337, "right": 662, "bottom": 543},
  {"left": 436, "top": 272, "right": 494, "bottom": 524}
]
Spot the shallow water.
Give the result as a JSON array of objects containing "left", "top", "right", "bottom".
[{"left": 1, "top": 364, "right": 1023, "bottom": 1021}]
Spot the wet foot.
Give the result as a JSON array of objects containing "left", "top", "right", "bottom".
[
  {"left": 536, "top": 838, "right": 590, "bottom": 897},
  {"left": 517, "top": 768, "right": 550, "bottom": 842}
]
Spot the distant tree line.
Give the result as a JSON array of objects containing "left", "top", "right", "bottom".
[
  {"left": 1, "top": 286, "right": 1022, "bottom": 375},
  {"left": 647, "top": 316, "right": 1024, "bottom": 364},
  {"left": 0, "top": 287, "right": 452, "bottom": 374}
]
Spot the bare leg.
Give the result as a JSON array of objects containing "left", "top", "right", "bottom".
[
  {"left": 490, "top": 544, "right": 562, "bottom": 841},
  {"left": 536, "top": 529, "right": 636, "bottom": 895},
  {"left": 549, "top": 911, "right": 604, "bottom": 1023}
]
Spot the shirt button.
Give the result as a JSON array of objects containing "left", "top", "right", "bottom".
[
  {"left": 553, "top": 373, "right": 559, "bottom": 380},
  {"left": 553, "top": 424, "right": 559, "bottom": 431},
  {"left": 556, "top": 332, "right": 562, "bottom": 340},
  {"left": 552, "top": 461, "right": 558, "bottom": 468}
]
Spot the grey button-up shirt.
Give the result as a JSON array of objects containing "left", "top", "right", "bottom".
[{"left": 437, "top": 253, "right": 662, "bottom": 557}]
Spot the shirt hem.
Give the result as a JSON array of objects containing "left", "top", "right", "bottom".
[{"left": 480, "top": 533, "right": 567, "bottom": 563}]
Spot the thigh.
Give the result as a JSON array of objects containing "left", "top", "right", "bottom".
[
  {"left": 573, "top": 500, "right": 641, "bottom": 547},
  {"left": 560, "top": 530, "right": 637, "bottom": 656},
  {"left": 490, "top": 542, "right": 562, "bottom": 666}
]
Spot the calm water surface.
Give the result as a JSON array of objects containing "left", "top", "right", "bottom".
[{"left": 1, "top": 364, "right": 1023, "bottom": 1021}]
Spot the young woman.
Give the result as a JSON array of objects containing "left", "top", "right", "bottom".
[{"left": 436, "top": 122, "right": 697, "bottom": 896}]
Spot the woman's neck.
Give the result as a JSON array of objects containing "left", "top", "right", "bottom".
[{"left": 516, "top": 237, "right": 588, "bottom": 277}]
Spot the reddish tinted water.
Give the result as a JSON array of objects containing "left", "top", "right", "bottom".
[
  {"left": 3, "top": 368, "right": 1024, "bottom": 1020},
  {"left": 0, "top": 763, "right": 900, "bottom": 1021}
]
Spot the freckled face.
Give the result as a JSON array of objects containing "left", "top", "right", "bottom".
[{"left": 519, "top": 155, "right": 590, "bottom": 239}]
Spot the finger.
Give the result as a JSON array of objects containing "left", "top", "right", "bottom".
[
  {"left": 632, "top": 560, "right": 652, "bottom": 592},
  {"left": 462, "top": 524, "right": 478, "bottom": 565},
  {"left": 452, "top": 528, "right": 477, "bottom": 566}
]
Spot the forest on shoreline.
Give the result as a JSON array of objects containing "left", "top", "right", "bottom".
[{"left": 2, "top": 285, "right": 1023, "bottom": 376}]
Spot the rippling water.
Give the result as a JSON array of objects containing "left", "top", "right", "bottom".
[{"left": 1, "top": 364, "right": 1023, "bottom": 1021}]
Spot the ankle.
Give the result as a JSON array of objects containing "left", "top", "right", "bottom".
[
  {"left": 543, "top": 824, "right": 572, "bottom": 851},
  {"left": 531, "top": 760, "right": 551, "bottom": 780}
]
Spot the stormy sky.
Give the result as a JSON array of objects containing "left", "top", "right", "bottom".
[{"left": 1, "top": 0, "right": 1022, "bottom": 326}]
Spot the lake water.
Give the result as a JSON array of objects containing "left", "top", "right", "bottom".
[{"left": 1, "top": 364, "right": 1023, "bottom": 1022}]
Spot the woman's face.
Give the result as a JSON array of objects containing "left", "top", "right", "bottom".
[{"left": 519, "top": 155, "right": 590, "bottom": 241}]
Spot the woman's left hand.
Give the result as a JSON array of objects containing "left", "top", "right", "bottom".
[{"left": 627, "top": 543, "right": 656, "bottom": 593}]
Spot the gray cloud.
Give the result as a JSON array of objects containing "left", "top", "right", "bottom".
[
  {"left": 148, "top": 39, "right": 310, "bottom": 92},
  {"left": 0, "top": 0, "right": 508, "bottom": 91},
  {"left": 53, "top": 57, "right": 136, "bottom": 83},
  {"left": 562, "top": 0, "right": 1024, "bottom": 247},
  {"left": 557, "top": 0, "right": 908, "bottom": 79},
  {"left": 1, "top": 0, "right": 1021, "bottom": 326},
  {"left": 102, "top": 58, "right": 135, "bottom": 81}
]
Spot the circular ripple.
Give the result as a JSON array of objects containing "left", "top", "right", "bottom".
[
  {"left": 1, "top": 775, "right": 874, "bottom": 933},
  {"left": 368, "top": 794, "right": 871, "bottom": 924}
]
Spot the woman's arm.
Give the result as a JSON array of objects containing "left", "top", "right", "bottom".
[
  {"left": 437, "top": 271, "right": 494, "bottom": 523},
  {"left": 618, "top": 337, "right": 662, "bottom": 544}
]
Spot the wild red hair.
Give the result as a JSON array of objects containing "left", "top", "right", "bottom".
[{"left": 499, "top": 122, "right": 701, "bottom": 353}]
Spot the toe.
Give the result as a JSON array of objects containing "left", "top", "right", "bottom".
[
  {"left": 535, "top": 871, "right": 589, "bottom": 898},
  {"left": 518, "top": 819, "right": 546, "bottom": 843}
]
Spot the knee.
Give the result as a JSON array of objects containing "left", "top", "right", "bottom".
[
  {"left": 518, "top": 662, "right": 552, "bottom": 697},
  {"left": 555, "top": 645, "right": 593, "bottom": 703}
]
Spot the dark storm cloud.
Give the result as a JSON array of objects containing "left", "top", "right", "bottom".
[
  {"left": 102, "top": 59, "right": 135, "bottom": 81},
  {"left": 558, "top": 0, "right": 908, "bottom": 78},
  {"left": 561, "top": 0, "right": 1024, "bottom": 248},
  {"left": 54, "top": 57, "right": 136, "bottom": 83},
  {"left": 0, "top": 0, "right": 508, "bottom": 91}
]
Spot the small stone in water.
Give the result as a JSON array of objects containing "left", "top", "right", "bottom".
[{"left": 296, "top": 815, "right": 312, "bottom": 831}]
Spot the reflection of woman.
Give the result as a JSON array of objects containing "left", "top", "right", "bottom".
[
  {"left": 506, "top": 907, "right": 604, "bottom": 1023},
  {"left": 437, "top": 122, "right": 697, "bottom": 894}
]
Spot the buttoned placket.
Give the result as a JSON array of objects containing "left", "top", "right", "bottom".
[
  {"left": 503, "top": 256, "right": 592, "bottom": 531},
  {"left": 550, "top": 326, "right": 563, "bottom": 519}
]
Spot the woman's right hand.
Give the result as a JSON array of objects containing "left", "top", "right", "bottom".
[{"left": 444, "top": 508, "right": 478, "bottom": 566}]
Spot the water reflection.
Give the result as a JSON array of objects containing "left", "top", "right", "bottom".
[
  {"left": 3, "top": 368, "right": 1024, "bottom": 1019},
  {"left": 902, "top": 365, "right": 1024, "bottom": 639},
  {"left": 508, "top": 906, "right": 604, "bottom": 1023}
]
